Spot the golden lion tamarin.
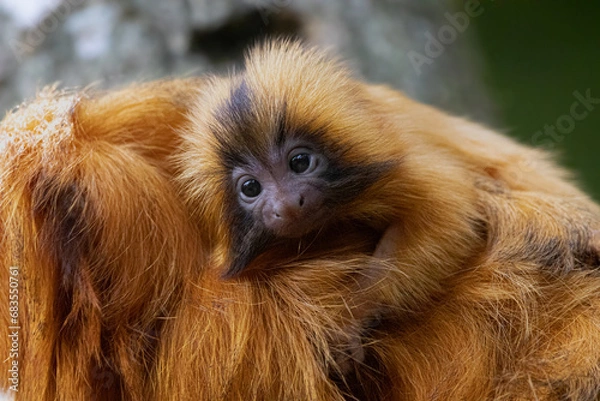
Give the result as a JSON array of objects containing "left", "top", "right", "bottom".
[
  {"left": 0, "top": 80, "right": 205, "bottom": 400},
  {"left": 165, "top": 40, "right": 600, "bottom": 400},
  {"left": 2, "top": 39, "right": 600, "bottom": 401}
]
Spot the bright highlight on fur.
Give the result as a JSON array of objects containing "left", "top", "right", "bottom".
[{"left": 1, "top": 40, "right": 600, "bottom": 401}]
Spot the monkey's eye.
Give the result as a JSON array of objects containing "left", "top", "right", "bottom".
[
  {"left": 241, "top": 179, "right": 262, "bottom": 198},
  {"left": 289, "top": 153, "right": 312, "bottom": 174}
]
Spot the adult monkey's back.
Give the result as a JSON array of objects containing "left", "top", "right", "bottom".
[{"left": 0, "top": 80, "right": 204, "bottom": 400}]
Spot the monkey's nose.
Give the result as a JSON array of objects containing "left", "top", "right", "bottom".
[
  {"left": 274, "top": 196, "right": 304, "bottom": 218},
  {"left": 264, "top": 198, "right": 304, "bottom": 235},
  {"left": 263, "top": 194, "right": 315, "bottom": 238},
  {"left": 272, "top": 202, "right": 299, "bottom": 220}
]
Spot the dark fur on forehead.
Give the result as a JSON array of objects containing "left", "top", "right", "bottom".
[
  {"left": 216, "top": 79, "right": 252, "bottom": 132},
  {"left": 213, "top": 75, "right": 362, "bottom": 169},
  {"left": 213, "top": 78, "right": 262, "bottom": 168},
  {"left": 216, "top": 87, "right": 397, "bottom": 185}
]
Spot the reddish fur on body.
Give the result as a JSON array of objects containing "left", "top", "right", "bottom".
[
  {"left": 0, "top": 80, "right": 204, "bottom": 400},
  {"left": 168, "top": 41, "right": 600, "bottom": 400}
]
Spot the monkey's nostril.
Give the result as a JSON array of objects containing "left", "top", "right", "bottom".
[
  {"left": 275, "top": 212, "right": 281, "bottom": 218},
  {"left": 299, "top": 196, "right": 305, "bottom": 207}
]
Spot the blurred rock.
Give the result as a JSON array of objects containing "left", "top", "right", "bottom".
[{"left": 0, "top": 0, "right": 495, "bottom": 124}]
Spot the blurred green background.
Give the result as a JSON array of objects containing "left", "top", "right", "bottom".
[{"left": 473, "top": 1, "right": 600, "bottom": 200}]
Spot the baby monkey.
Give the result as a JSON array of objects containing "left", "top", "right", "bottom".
[
  {"left": 177, "top": 40, "right": 600, "bottom": 399},
  {"left": 178, "top": 45, "right": 405, "bottom": 277}
]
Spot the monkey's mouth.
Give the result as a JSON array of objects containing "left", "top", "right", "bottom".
[
  {"left": 225, "top": 210, "right": 329, "bottom": 278},
  {"left": 269, "top": 212, "right": 328, "bottom": 238}
]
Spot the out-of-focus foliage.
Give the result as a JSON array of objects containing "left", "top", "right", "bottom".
[{"left": 473, "top": 1, "right": 600, "bottom": 199}]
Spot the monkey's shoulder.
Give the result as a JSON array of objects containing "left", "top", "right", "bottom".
[{"left": 476, "top": 180, "right": 600, "bottom": 273}]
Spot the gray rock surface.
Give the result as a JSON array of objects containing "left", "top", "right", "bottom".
[{"left": 0, "top": 0, "right": 494, "bottom": 123}]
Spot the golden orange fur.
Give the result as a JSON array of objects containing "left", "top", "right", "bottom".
[
  {"left": 1, "top": 40, "right": 600, "bottom": 401},
  {"left": 0, "top": 79, "right": 204, "bottom": 400}
]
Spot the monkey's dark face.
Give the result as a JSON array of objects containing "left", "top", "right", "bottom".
[
  {"left": 196, "top": 54, "right": 397, "bottom": 276},
  {"left": 232, "top": 139, "right": 330, "bottom": 238},
  {"left": 218, "top": 120, "right": 393, "bottom": 277}
]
